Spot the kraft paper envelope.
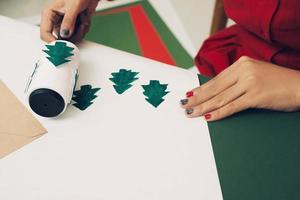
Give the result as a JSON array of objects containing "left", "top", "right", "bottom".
[{"left": 0, "top": 80, "right": 47, "bottom": 159}]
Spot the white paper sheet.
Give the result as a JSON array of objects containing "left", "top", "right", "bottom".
[{"left": 0, "top": 16, "right": 223, "bottom": 200}]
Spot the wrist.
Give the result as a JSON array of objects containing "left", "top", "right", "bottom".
[{"left": 292, "top": 70, "right": 300, "bottom": 108}]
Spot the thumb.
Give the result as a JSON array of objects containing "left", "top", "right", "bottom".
[{"left": 60, "top": 8, "right": 80, "bottom": 38}]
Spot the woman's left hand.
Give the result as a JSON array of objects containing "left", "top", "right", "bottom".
[{"left": 181, "top": 56, "right": 300, "bottom": 121}]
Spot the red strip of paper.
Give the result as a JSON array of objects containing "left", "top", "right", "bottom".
[{"left": 98, "top": 5, "right": 176, "bottom": 66}]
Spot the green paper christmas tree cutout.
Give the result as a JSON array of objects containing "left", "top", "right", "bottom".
[
  {"left": 109, "top": 69, "right": 139, "bottom": 94},
  {"left": 72, "top": 85, "right": 101, "bottom": 111},
  {"left": 142, "top": 80, "right": 170, "bottom": 108},
  {"left": 43, "top": 41, "right": 74, "bottom": 67}
]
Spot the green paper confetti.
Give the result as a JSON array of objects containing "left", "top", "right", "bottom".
[
  {"left": 142, "top": 80, "right": 169, "bottom": 108},
  {"left": 43, "top": 41, "right": 74, "bottom": 67},
  {"left": 109, "top": 69, "right": 139, "bottom": 94},
  {"left": 72, "top": 85, "right": 101, "bottom": 111}
]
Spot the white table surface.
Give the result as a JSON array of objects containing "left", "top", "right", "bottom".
[{"left": 0, "top": 16, "right": 222, "bottom": 200}]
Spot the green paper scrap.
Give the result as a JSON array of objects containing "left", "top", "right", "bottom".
[
  {"left": 73, "top": 70, "right": 79, "bottom": 91},
  {"left": 25, "top": 62, "right": 40, "bottom": 93},
  {"left": 142, "top": 80, "right": 169, "bottom": 108},
  {"left": 72, "top": 85, "right": 101, "bottom": 111},
  {"left": 109, "top": 69, "right": 139, "bottom": 94},
  {"left": 31, "top": 61, "right": 40, "bottom": 77},
  {"left": 43, "top": 41, "right": 74, "bottom": 67}
]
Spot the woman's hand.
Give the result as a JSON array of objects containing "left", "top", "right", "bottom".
[
  {"left": 40, "top": 0, "right": 99, "bottom": 43},
  {"left": 181, "top": 56, "right": 300, "bottom": 121}
]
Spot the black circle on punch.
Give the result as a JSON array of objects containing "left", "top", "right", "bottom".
[{"left": 29, "top": 89, "right": 65, "bottom": 118}]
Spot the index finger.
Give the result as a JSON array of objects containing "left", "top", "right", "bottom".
[
  {"left": 186, "top": 65, "right": 238, "bottom": 107},
  {"left": 40, "top": 8, "right": 57, "bottom": 43}
]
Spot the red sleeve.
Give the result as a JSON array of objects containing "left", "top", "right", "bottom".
[{"left": 195, "top": 0, "right": 300, "bottom": 76}]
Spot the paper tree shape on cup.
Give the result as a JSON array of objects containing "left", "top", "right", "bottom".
[
  {"left": 43, "top": 41, "right": 74, "bottom": 67},
  {"left": 109, "top": 69, "right": 139, "bottom": 94},
  {"left": 72, "top": 85, "right": 101, "bottom": 111},
  {"left": 142, "top": 80, "right": 169, "bottom": 108}
]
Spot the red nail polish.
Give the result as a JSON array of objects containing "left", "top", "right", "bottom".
[
  {"left": 204, "top": 114, "right": 211, "bottom": 120},
  {"left": 186, "top": 91, "right": 194, "bottom": 98}
]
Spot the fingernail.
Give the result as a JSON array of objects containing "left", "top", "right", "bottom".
[
  {"left": 180, "top": 99, "right": 188, "bottom": 105},
  {"left": 204, "top": 114, "right": 212, "bottom": 120},
  {"left": 186, "top": 91, "right": 194, "bottom": 98},
  {"left": 83, "top": 21, "right": 90, "bottom": 26},
  {"left": 186, "top": 108, "right": 194, "bottom": 115},
  {"left": 60, "top": 28, "right": 70, "bottom": 38}
]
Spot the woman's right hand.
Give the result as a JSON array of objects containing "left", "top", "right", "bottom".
[{"left": 40, "top": 0, "right": 99, "bottom": 43}]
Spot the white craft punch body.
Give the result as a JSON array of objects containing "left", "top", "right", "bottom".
[{"left": 26, "top": 40, "right": 79, "bottom": 118}]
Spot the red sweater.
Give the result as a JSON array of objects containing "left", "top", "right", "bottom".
[{"left": 195, "top": 0, "right": 300, "bottom": 77}]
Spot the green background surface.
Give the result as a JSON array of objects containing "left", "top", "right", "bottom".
[
  {"left": 199, "top": 75, "right": 300, "bottom": 200},
  {"left": 86, "top": 12, "right": 141, "bottom": 56},
  {"left": 85, "top": 0, "right": 194, "bottom": 69}
]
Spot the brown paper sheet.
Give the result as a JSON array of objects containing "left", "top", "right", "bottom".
[{"left": 0, "top": 80, "right": 47, "bottom": 159}]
